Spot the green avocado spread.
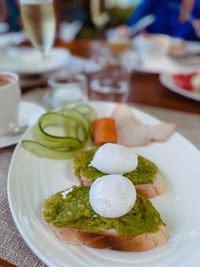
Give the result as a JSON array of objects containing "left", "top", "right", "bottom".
[
  {"left": 43, "top": 186, "right": 165, "bottom": 236},
  {"left": 73, "top": 148, "right": 157, "bottom": 185}
]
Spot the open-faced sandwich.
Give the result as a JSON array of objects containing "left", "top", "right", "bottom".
[
  {"left": 72, "top": 143, "right": 166, "bottom": 199},
  {"left": 43, "top": 175, "right": 168, "bottom": 252},
  {"left": 20, "top": 103, "right": 171, "bottom": 252}
]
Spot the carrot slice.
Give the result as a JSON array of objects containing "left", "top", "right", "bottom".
[{"left": 92, "top": 117, "right": 117, "bottom": 146}]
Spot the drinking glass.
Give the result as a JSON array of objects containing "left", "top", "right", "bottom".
[
  {"left": 89, "top": 64, "right": 130, "bottom": 102},
  {"left": 45, "top": 70, "right": 88, "bottom": 109},
  {"left": 90, "top": 0, "right": 109, "bottom": 37},
  {"left": 19, "top": 0, "right": 56, "bottom": 57},
  {"left": 106, "top": 27, "right": 130, "bottom": 58},
  {"left": 133, "top": 34, "right": 170, "bottom": 66}
]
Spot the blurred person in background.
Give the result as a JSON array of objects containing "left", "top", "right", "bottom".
[
  {"left": 126, "top": 0, "right": 200, "bottom": 40},
  {"left": 3, "top": 0, "right": 198, "bottom": 41},
  {"left": 5, "top": 0, "right": 21, "bottom": 31}
]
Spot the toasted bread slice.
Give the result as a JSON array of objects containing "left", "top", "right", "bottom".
[
  {"left": 72, "top": 152, "right": 166, "bottom": 199},
  {"left": 49, "top": 224, "right": 168, "bottom": 252},
  {"left": 43, "top": 186, "right": 169, "bottom": 252}
]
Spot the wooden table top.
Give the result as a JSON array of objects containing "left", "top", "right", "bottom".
[{"left": 57, "top": 39, "right": 200, "bottom": 114}]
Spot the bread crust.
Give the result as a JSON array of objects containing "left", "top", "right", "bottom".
[
  {"left": 72, "top": 153, "right": 167, "bottom": 199},
  {"left": 135, "top": 169, "right": 166, "bottom": 198},
  {"left": 49, "top": 224, "right": 168, "bottom": 251},
  {"left": 45, "top": 157, "right": 168, "bottom": 251}
]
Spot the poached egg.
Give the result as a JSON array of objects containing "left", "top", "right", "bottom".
[
  {"left": 89, "top": 143, "right": 138, "bottom": 174},
  {"left": 89, "top": 174, "right": 136, "bottom": 218}
]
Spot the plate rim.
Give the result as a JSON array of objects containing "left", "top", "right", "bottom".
[
  {"left": 0, "top": 47, "right": 70, "bottom": 75},
  {"left": 7, "top": 100, "right": 200, "bottom": 267},
  {"left": 159, "top": 72, "right": 200, "bottom": 101}
]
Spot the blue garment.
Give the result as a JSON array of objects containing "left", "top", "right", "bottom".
[
  {"left": 6, "top": 0, "right": 21, "bottom": 32},
  {"left": 127, "top": 0, "right": 200, "bottom": 40}
]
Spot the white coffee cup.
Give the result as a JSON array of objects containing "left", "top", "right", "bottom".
[
  {"left": 133, "top": 34, "right": 171, "bottom": 65},
  {"left": 0, "top": 72, "right": 21, "bottom": 136}
]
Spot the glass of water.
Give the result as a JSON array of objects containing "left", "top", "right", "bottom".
[
  {"left": 89, "top": 64, "right": 130, "bottom": 102},
  {"left": 45, "top": 70, "right": 88, "bottom": 108}
]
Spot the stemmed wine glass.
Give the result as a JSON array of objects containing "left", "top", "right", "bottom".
[
  {"left": 19, "top": 0, "right": 56, "bottom": 57},
  {"left": 90, "top": 0, "right": 109, "bottom": 38}
]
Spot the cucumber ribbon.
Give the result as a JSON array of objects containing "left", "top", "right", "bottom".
[{"left": 22, "top": 104, "right": 97, "bottom": 159}]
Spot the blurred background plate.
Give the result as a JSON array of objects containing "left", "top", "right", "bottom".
[
  {"left": 0, "top": 31, "right": 26, "bottom": 48},
  {"left": 122, "top": 50, "right": 200, "bottom": 74},
  {"left": 159, "top": 72, "right": 200, "bottom": 101},
  {"left": 0, "top": 47, "right": 70, "bottom": 75}
]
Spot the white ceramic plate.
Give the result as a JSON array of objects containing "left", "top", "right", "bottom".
[
  {"left": 7, "top": 101, "right": 200, "bottom": 267},
  {"left": 123, "top": 50, "right": 200, "bottom": 74},
  {"left": 159, "top": 73, "right": 200, "bottom": 101},
  {"left": 0, "top": 47, "right": 70, "bottom": 75},
  {"left": 0, "top": 101, "right": 46, "bottom": 149},
  {"left": 0, "top": 31, "right": 25, "bottom": 48}
]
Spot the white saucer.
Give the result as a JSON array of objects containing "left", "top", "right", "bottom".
[{"left": 0, "top": 101, "right": 46, "bottom": 149}]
